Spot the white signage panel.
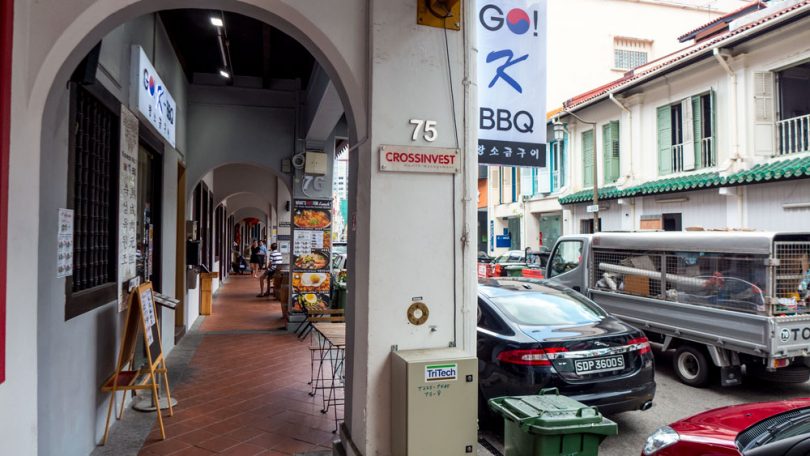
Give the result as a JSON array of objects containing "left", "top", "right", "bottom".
[
  {"left": 586, "top": 204, "right": 600, "bottom": 213},
  {"left": 477, "top": 0, "right": 547, "bottom": 167},
  {"left": 118, "top": 106, "right": 139, "bottom": 312},
  {"left": 379, "top": 145, "right": 460, "bottom": 174},
  {"left": 131, "top": 46, "right": 176, "bottom": 147}
]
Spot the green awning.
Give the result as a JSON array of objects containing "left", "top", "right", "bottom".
[
  {"left": 558, "top": 157, "right": 810, "bottom": 206},
  {"left": 725, "top": 155, "right": 810, "bottom": 185},
  {"left": 630, "top": 172, "right": 723, "bottom": 195},
  {"left": 557, "top": 186, "right": 622, "bottom": 205}
]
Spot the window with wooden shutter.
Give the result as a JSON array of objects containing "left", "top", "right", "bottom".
[
  {"left": 755, "top": 71, "right": 775, "bottom": 156},
  {"left": 691, "top": 91, "right": 715, "bottom": 168},
  {"left": 602, "top": 121, "right": 620, "bottom": 184},
  {"left": 582, "top": 130, "right": 594, "bottom": 187},
  {"left": 66, "top": 83, "right": 119, "bottom": 319},
  {"left": 657, "top": 105, "right": 672, "bottom": 175}
]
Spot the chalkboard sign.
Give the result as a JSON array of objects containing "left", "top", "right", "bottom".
[{"left": 137, "top": 282, "right": 163, "bottom": 367}]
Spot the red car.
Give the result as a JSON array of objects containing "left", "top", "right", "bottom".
[{"left": 643, "top": 398, "right": 810, "bottom": 455}]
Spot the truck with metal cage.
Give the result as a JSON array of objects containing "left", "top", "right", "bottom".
[{"left": 545, "top": 232, "right": 810, "bottom": 387}]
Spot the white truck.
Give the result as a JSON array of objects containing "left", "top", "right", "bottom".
[{"left": 545, "top": 231, "right": 810, "bottom": 387}]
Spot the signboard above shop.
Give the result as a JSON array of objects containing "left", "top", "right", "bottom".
[
  {"left": 130, "top": 46, "right": 177, "bottom": 147},
  {"left": 477, "top": 0, "right": 547, "bottom": 167}
]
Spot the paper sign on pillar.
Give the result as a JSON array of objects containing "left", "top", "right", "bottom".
[{"left": 477, "top": 0, "right": 547, "bottom": 168}]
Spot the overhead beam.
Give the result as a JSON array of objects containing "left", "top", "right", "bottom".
[{"left": 303, "top": 65, "right": 344, "bottom": 143}]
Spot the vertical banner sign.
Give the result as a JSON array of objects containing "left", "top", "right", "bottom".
[
  {"left": 119, "top": 106, "right": 139, "bottom": 312},
  {"left": 477, "top": 0, "right": 547, "bottom": 167},
  {"left": 291, "top": 200, "right": 332, "bottom": 312}
]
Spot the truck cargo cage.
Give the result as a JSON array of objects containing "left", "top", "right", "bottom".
[
  {"left": 774, "top": 241, "right": 810, "bottom": 314},
  {"left": 589, "top": 247, "right": 800, "bottom": 316}
]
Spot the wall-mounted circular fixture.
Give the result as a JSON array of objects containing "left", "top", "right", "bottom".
[
  {"left": 407, "top": 302, "right": 429, "bottom": 325},
  {"left": 291, "top": 153, "right": 306, "bottom": 169}
]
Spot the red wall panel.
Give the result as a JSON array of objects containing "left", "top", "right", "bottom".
[{"left": 0, "top": 0, "right": 13, "bottom": 384}]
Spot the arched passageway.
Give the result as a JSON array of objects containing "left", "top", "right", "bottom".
[{"left": 5, "top": 1, "right": 475, "bottom": 455}]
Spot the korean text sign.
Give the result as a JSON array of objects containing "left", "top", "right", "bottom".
[
  {"left": 131, "top": 46, "right": 177, "bottom": 147},
  {"left": 477, "top": 0, "right": 547, "bottom": 167}
]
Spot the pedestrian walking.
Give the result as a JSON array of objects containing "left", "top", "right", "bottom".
[{"left": 249, "top": 240, "right": 260, "bottom": 278}]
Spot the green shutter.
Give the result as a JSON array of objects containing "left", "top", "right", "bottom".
[
  {"left": 603, "top": 121, "right": 620, "bottom": 183},
  {"left": 657, "top": 105, "right": 672, "bottom": 175},
  {"left": 692, "top": 95, "right": 702, "bottom": 168},
  {"left": 710, "top": 89, "right": 716, "bottom": 167},
  {"left": 582, "top": 130, "right": 594, "bottom": 187}
]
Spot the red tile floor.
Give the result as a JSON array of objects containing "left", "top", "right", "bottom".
[{"left": 139, "top": 275, "right": 337, "bottom": 456}]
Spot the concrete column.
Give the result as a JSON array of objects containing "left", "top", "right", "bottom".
[{"left": 344, "top": 1, "right": 474, "bottom": 454}]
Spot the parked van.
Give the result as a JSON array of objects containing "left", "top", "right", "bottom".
[{"left": 546, "top": 232, "right": 810, "bottom": 387}]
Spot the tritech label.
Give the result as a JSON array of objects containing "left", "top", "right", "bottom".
[{"left": 425, "top": 363, "right": 458, "bottom": 382}]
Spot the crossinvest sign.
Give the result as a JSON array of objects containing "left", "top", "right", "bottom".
[{"left": 379, "top": 145, "right": 460, "bottom": 174}]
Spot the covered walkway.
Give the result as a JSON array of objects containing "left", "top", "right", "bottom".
[{"left": 115, "top": 276, "right": 335, "bottom": 456}]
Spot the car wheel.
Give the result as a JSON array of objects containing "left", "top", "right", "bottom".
[{"left": 673, "top": 345, "right": 711, "bottom": 387}]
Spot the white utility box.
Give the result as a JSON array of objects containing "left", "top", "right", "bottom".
[{"left": 391, "top": 348, "right": 477, "bottom": 456}]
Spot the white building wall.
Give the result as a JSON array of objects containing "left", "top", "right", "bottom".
[
  {"left": 546, "top": 0, "right": 743, "bottom": 111},
  {"left": 559, "top": 5, "right": 810, "bottom": 236},
  {"left": 746, "top": 181, "right": 810, "bottom": 231},
  {"left": 33, "top": 14, "right": 187, "bottom": 456}
]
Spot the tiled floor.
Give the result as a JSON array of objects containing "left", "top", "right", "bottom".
[
  {"left": 200, "top": 274, "right": 287, "bottom": 333},
  {"left": 139, "top": 276, "right": 336, "bottom": 456}
]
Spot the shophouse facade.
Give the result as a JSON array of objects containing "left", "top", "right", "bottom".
[
  {"left": 0, "top": 1, "right": 478, "bottom": 455},
  {"left": 556, "top": 0, "right": 810, "bottom": 235},
  {"left": 485, "top": 0, "right": 747, "bottom": 255}
]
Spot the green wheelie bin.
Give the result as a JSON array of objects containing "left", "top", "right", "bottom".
[
  {"left": 504, "top": 265, "right": 525, "bottom": 277},
  {"left": 488, "top": 388, "right": 618, "bottom": 456}
]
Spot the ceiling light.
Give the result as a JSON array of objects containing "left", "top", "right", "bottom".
[
  {"left": 219, "top": 69, "right": 231, "bottom": 79},
  {"left": 210, "top": 17, "right": 223, "bottom": 27}
]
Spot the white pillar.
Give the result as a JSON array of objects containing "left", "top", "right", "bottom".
[{"left": 344, "top": 1, "right": 475, "bottom": 454}]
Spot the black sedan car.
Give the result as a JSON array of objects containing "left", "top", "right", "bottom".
[{"left": 478, "top": 278, "right": 655, "bottom": 424}]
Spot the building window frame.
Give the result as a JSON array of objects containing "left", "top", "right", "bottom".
[
  {"left": 65, "top": 82, "right": 120, "bottom": 320},
  {"left": 657, "top": 90, "right": 716, "bottom": 175},
  {"left": 613, "top": 36, "right": 651, "bottom": 71}
]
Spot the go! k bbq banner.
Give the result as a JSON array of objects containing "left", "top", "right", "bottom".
[{"left": 477, "top": 0, "right": 547, "bottom": 167}]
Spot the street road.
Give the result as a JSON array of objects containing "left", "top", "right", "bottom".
[{"left": 600, "top": 345, "right": 810, "bottom": 455}]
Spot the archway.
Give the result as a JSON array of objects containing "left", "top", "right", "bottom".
[{"left": 29, "top": 3, "right": 364, "bottom": 455}]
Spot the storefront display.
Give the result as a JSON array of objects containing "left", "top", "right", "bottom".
[{"left": 291, "top": 199, "right": 332, "bottom": 312}]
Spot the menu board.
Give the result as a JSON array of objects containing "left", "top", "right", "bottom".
[
  {"left": 291, "top": 199, "right": 332, "bottom": 311},
  {"left": 118, "top": 106, "right": 139, "bottom": 311}
]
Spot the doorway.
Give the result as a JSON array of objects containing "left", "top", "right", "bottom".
[{"left": 663, "top": 213, "right": 683, "bottom": 231}]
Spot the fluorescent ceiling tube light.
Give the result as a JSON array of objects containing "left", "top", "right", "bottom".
[
  {"left": 219, "top": 69, "right": 231, "bottom": 78},
  {"left": 210, "top": 17, "right": 223, "bottom": 27}
]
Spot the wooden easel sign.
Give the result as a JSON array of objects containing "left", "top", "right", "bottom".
[{"left": 101, "top": 282, "right": 174, "bottom": 445}]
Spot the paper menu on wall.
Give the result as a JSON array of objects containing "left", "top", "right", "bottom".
[{"left": 56, "top": 208, "right": 74, "bottom": 278}]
